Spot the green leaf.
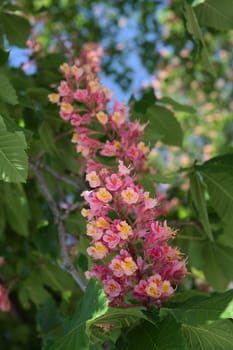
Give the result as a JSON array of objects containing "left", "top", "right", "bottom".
[
  {"left": 189, "top": 171, "right": 213, "bottom": 241},
  {"left": 195, "top": 0, "right": 233, "bottom": 30},
  {"left": 184, "top": 2, "right": 216, "bottom": 76},
  {"left": 140, "top": 173, "right": 155, "bottom": 195},
  {"left": 3, "top": 183, "right": 29, "bottom": 236},
  {"left": 49, "top": 279, "right": 108, "bottom": 350},
  {"left": 191, "top": 0, "right": 206, "bottom": 5},
  {"left": 145, "top": 106, "right": 183, "bottom": 147},
  {"left": 197, "top": 155, "right": 233, "bottom": 226},
  {"left": 182, "top": 320, "right": 233, "bottom": 350},
  {"left": 129, "top": 88, "right": 155, "bottom": 114},
  {"left": 0, "top": 12, "right": 31, "bottom": 47},
  {"left": 152, "top": 173, "right": 176, "bottom": 184},
  {"left": 26, "top": 88, "right": 50, "bottom": 106},
  {"left": 19, "top": 261, "right": 75, "bottom": 308},
  {"left": 200, "top": 153, "right": 233, "bottom": 170},
  {"left": 121, "top": 316, "right": 184, "bottom": 350},
  {"left": 0, "top": 115, "right": 28, "bottom": 183},
  {"left": 87, "top": 307, "right": 146, "bottom": 344},
  {"left": 202, "top": 242, "right": 233, "bottom": 290},
  {"left": 19, "top": 276, "right": 50, "bottom": 308},
  {"left": 37, "top": 298, "right": 64, "bottom": 335},
  {"left": 165, "top": 290, "right": 233, "bottom": 324},
  {"left": 157, "top": 96, "right": 196, "bottom": 114},
  {"left": 218, "top": 223, "right": 233, "bottom": 248},
  {"left": 0, "top": 48, "right": 9, "bottom": 65},
  {"left": 0, "top": 73, "right": 18, "bottom": 105},
  {"left": 39, "top": 262, "right": 75, "bottom": 292}
]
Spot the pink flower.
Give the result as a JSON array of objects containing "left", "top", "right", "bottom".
[
  {"left": 87, "top": 242, "right": 108, "bottom": 259},
  {"left": 100, "top": 141, "right": 121, "bottom": 157},
  {"left": 86, "top": 222, "right": 103, "bottom": 240},
  {"left": 86, "top": 171, "right": 101, "bottom": 188},
  {"left": 109, "top": 257, "right": 124, "bottom": 277},
  {"left": 96, "top": 188, "right": 112, "bottom": 203},
  {"left": 0, "top": 257, "right": 5, "bottom": 267},
  {"left": 121, "top": 187, "right": 139, "bottom": 204},
  {"left": 121, "top": 257, "right": 138, "bottom": 276},
  {"left": 106, "top": 174, "right": 122, "bottom": 191},
  {"left": 145, "top": 282, "right": 161, "bottom": 298},
  {"left": 118, "top": 160, "right": 130, "bottom": 176},
  {"left": 103, "top": 279, "right": 122, "bottom": 297},
  {"left": 0, "top": 285, "right": 10, "bottom": 312},
  {"left": 49, "top": 45, "right": 187, "bottom": 307},
  {"left": 59, "top": 111, "right": 72, "bottom": 121},
  {"left": 74, "top": 89, "right": 88, "bottom": 102},
  {"left": 58, "top": 81, "right": 70, "bottom": 96},
  {"left": 103, "top": 230, "right": 120, "bottom": 249},
  {"left": 116, "top": 221, "right": 133, "bottom": 240}
]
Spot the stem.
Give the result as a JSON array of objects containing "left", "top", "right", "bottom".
[
  {"left": 29, "top": 160, "right": 86, "bottom": 292},
  {"left": 43, "top": 163, "right": 84, "bottom": 190},
  {"left": 167, "top": 220, "right": 201, "bottom": 227}
]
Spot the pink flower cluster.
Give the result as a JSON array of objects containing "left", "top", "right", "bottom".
[
  {"left": 0, "top": 257, "right": 11, "bottom": 312},
  {"left": 49, "top": 44, "right": 187, "bottom": 307}
]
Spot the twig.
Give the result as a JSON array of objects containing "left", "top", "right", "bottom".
[
  {"left": 61, "top": 201, "right": 85, "bottom": 220},
  {"left": 29, "top": 160, "right": 86, "bottom": 292},
  {"left": 167, "top": 220, "right": 201, "bottom": 227},
  {"left": 43, "top": 163, "right": 84, "bottom": 191}
]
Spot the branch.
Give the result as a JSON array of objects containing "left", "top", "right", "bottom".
[
  {"left": 167, "top": 220, "right": 201, "bottom": 227},
  {"left": 43, "top": 163, "right": 84, "bottom": 191},
  {"left": 61, "top": 201, "right": 85, "bottom": 220},
  {"left": 29, "top": 160, "right": 86, "bottom": 292}
]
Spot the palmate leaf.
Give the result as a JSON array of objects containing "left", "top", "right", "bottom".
[
  {"left": 157, "top": 96, "right": 196, "bottom": 114},
  {"left": 194, "top": 0, "right": 233, "bottom": 31},
  {"left": 164, "top": 290, "right": 233, "bottom": 325},
  {"left": 120, "top": 316, "right": 184, "bottom": 350},
  {"left": 218, "top": 223, "right": 233, "bottom": 248},
  {"left": 184, "top": 2, "right": 215, "bottom": 76},
  {"left": 3, "top": 183, "right": 29, "bottom": 236},
  {"left": 19, "top": 261, "right": 75, "bottom": 308},
  {"left": 49, "top": 279, "right": 108, "bottom": 350},
  {"left": 202, "top": 242, "right": 233, "bottom": 291},
  {"left": 189, "top": 171, "right": 213, "bottom": 241},
  {"left": 87, "top": 307, "right": 147, "bottom": 344},
  {"left": 145, "top": 106, "right": 183, "bottom": 147},
  {"left": 0, "top": 115, "right": 28, "bottom": 183},
  {"left": 182, "top": 320, "right": 233, "bottom": 350},
  {"left": 196, "top": 154, "right": 233, "bottom": 227},
  {"left": 0, "top": 11, "right": 31, "bottom": 47},
  {"left": 129, "top": 89, "right": 184, "bottom": 147},
  {"left": 0, "top": 73, "right": 18, "bottom": 105}
]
